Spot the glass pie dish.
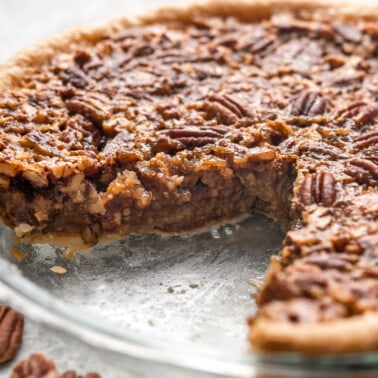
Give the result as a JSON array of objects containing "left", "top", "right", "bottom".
[{"left": 1, "top": 214, "right": 378, "bottom": 378}]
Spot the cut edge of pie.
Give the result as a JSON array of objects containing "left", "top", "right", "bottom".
[{"left": 0, "top": 0, "right": 377, "bottom": 356}]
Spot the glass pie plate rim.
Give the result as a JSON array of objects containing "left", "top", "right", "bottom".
[{"left": 0, "top": 219, "right": 378, "bottom": 378}]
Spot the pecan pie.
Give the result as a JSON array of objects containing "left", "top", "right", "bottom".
[{"left": 0, "top": 0, "right": 377, "bottom": 354}]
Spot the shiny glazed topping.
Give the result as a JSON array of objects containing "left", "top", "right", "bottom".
[{"left": 0, "top": 13, "right": 377, "bottom": 324}]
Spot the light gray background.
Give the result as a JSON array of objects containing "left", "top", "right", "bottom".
[
  {"left": 0, "top": 0, "right": 188, "bottom": 64},
  {"left": 0, "top": 2, "right": 188, "bottom": 376}
]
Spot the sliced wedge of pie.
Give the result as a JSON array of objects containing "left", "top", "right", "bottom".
[{"left": 0, "top": 0, "right": 377, "bottom": 354}]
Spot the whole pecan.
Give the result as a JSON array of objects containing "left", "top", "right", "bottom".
[
  {"left": 204, "top": 94, "right": 251, "bottom": 125},
  {"left": 164, "top": 126, "right": 228, "bottom": 148},
  {"left": 0, "top": 305, "right": 24, "bottom": 364},
  {"left": 290, "top": 90, "right": 327, "bottom": 117},
  {"left": 299, "top": 171, "right": 337, "bottom": 207},
  {"left": 11, "top": 354, "right": 57, "bottom": 378},
  {"left": 354, "top": 129, "right": 378, "bottom": 148}
]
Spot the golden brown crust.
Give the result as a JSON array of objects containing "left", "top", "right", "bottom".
[
  {"left": 1, "top": 0, "right": 378, "bottom": 356},
  {"left": 250, "top": 313, "right": 378, "bottom": 355}
]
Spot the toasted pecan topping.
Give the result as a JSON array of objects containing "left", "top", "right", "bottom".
[
  {"left": 350, "top": 158, "right": 378, "bottom": 181},
  {"left": 0, "top": 11, "right": 377, "bottom": 337},
  {"left": 290, "top": 91, "right": 327, "bottom": 117},
  {"left": 354, "top": 129, "right": 378, "bottom": 148},
  {"left": 299, "top": 171, "right": 337, "bottom": 207}
]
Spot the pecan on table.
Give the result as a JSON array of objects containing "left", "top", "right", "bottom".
[
  {"left": 290, "top": 90, "right": 327, "bottom": 117},
  {"left": 11, "top": 353, "right": 102, "bottom": 378},
  {"left": 0, "top": 305, "right": 24, "bottom": 364},
  {"left": 11, "top": 354, "right": 57, "bottom": 378},
  {"left": 299, "top": 171, "right": 337, "bottom": 207}
]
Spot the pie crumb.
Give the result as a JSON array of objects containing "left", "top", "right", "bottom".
[{"left": 50, "top": 265, "right": 67, "bottom": 274}]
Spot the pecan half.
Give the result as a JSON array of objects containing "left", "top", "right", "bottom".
[
  {"left": 296, "top": 141, "right": 346, "bottom": 160},
  {"left": 334, "top": 102, "right": 378, "bottom": 126},
  {"left": 59, "top": 67, "right": 89, "bottom": 89},
  {"left": 65, "top": 93, "right": 110, "bottom": 126},
  {"left": 290, "top": 90, "right": 327, "bottom": 117},
  {"left": 249, "top": 37, "right": 276, "bottom": 54},
  {"left": 0, "top": 305, "right": 24, "bottom": 364},
  {"left": 354, "top": 130, "right": 378, "bottom": 148},
  {"left": 165, "top": 126, "right": 228, "bottom": 148},
  {"left": 353, "top": 105, "right": 378, "bottom": 126},
  {"left": 204, "top": 94, "right": 251, "bottom": 125},
  {"left": 11, "top": 354, "right": 57, "bottom": 378},
  {"left": 271, "top": 14, "right": 332, "bottom": 37},
  {"left": 334, "top": 101, "right": 367, "bottom": 123},
  {"left": 350, "top": 158, "right": 378, "bottom": 181},
  {"left": 299, "top": 171, "right": 337, "bottom": 207},
  {"left": 11, "top": 354, "right": 102, "bottom": 378},
  {"left": 329, "top": 71, "right": 365, "bottom": 87},
  {"left": 102, "top": 131, "right": 139, "bottom": 163}
]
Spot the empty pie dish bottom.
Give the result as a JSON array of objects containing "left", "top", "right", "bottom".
[{"left": 0, "top": 213, "right": 377, "bottom": 377}]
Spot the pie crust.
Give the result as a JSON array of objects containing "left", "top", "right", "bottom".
[{"left": 0, "top": 0, "right": 377, "bottom": 355}]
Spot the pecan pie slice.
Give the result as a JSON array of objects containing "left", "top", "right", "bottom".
[{"left": 0, "top": 0, "right": 378, "bottom": 355}]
